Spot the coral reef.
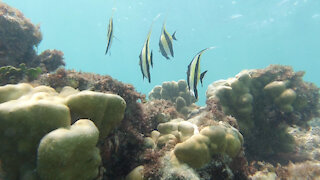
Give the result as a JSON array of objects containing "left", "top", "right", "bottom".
[
  {"left": 0, "top": 83, "right": 125, "bottom": 179},
  {"left": 247, "top": 160, "right": 320, "bottom": 179},
  {"left": 206, "top": 65, "right": 320, "bottom": 161},
  {"left": 0, "top": 2, "right": 42, "bottom": 67},
  {"left": 38, "top": 49, "right": 65, "bottom": 73},
  {"left": 66, "top": 90, "right": 126, "bottom": 140},
  {"left": 143, "top": 99, "right": 185, "bottom": 131},
  {"left": 1, "top": 3, "right": 320, "bottom": 179},
  {"left": 0, "top": 63, "right": 42, "bottom": 85},
  {"left": 287, "top": 118, "right": 320, "bottom": 161},
  {"left": 149, "top": 80, "right": 196, "bottom": 116},
  {"left": 35, "top": 68, "right": 151, "bottom": 178},
  {"left": 37, "top": 119, "right": 101, "bottom": 180},
  {"left": 131, "top": 108, "right": 247, "bottom": 180},
  {"left": 173, "top": 122, "right": 243, "bottom": 168},
  {"left": 0, "top": 2, "right": 65, "bottom": 85}
]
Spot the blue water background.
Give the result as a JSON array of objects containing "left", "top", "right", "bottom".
[{"left": 3, "top": 0, "right": 320, "bottom": 105}]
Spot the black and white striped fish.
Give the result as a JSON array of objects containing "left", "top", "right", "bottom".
[
  {"left": 139, "top": 26, "right": 153, "bottom": 83},
  {"left": 105, "top": 16, "right": 114, "bottom": 55},
  {"left": 187, "top": 47, "right": 215, "bottom": 100},
  {"left": 159, "top": 22, "right": 176, "bottom": 59}
]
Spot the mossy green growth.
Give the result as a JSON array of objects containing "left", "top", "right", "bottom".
[
  {"left": 37, "top": 119, "right": 101, "bottom": 180},
  {"left": 0, "top": 64, "right": 42, "bottom": 85},
  {"left": 26, "top": 67, "right": 42, "bottom": 81},
  {"left": 0, "top": 65, "right": 23, "bottom": 85},
  {"left": 66, "top": 91, "right": 126, "bottom": 140},
  {"left": 0, "top": 84, "right": 70, "bottom": 180},
  {"left": 173, "top": 122, "right": 243, "bottom": 168}
]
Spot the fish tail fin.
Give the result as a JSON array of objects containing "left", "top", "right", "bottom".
[
  {"left": 105, "top": 48, "right": 111, "bottom": 56},
  {"left": 200, "top": 70, "right": 208, "bottom": 87},
  {"left": 172, "top": 31, "right": 177, "bottom": 40}
]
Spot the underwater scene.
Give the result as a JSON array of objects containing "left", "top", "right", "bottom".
[{"left": 0, "top": 0, "right": 320, "bottom": 179}]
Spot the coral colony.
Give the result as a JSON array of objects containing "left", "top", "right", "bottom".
[{"left": 1, "top": 2, "right": 320, "bottom": 180}]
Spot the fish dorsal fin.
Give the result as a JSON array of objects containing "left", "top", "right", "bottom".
[
  {"left": 197, "top": 46, "right": 216, "bottom": 57},
  {"left": 162, "top": 14, "right": 168, "bottom": 31},
  {"left": 200, "top": 70, "right": 208, "bottom": 87},
  {"left": 172, "top": 31, "right": 177, "bottom": 40},
  {"left": 146, "top": 13, "right": 161, "bottom": 41},
  {"left": 146, "top": 25, "right": 152, "bottom": 41},
  {"left": 162, "top": 21, "right": 166, "bottom": 32}
]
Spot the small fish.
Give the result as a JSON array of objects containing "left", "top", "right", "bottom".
[
  {"left": 105, "top": 16, "right": 114, "bottom": 55},
  {"left": 187, "top": 47, "right": 215, "bottom": 100},
  {"left": 139, "top": 25, "right": 153, "bottom": 83},
  {"left": 159, "top": 22, "right": 177, "bottom": 59}
]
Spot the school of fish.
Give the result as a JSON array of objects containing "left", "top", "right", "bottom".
[{"left": 105, "top": 15, "right": 215, "bottom": 101}]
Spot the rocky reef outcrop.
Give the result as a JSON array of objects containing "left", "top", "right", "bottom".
[
  {"left": 0, "top": 2, "right": 65, "bottom": 86},
  {"left": 206, "top": 65, "right": 319, "bottom": 162}
]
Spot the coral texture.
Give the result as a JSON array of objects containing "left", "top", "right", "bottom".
[
  {"left": 37, "top": 119, "right": 101, "bottom": 180},
  {"left": 206, "top": 65, "right": 320, "bottom": 161},
  {"left": 135, "top": 108, "right": 246, "bottom": 180},
  {"left": 35, "top": 69, "right": 150, "bottom": 178},
  {"left": 0, "top": 83, "right": 126, "bottom": 179},
  {"left": 173, "top": 122, "right": 243, "bottom": 168},
  {"left": 149, "top": 80, "right": 196, "bottom": 116}
]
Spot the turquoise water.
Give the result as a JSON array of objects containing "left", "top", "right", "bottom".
[{"left": 4, "top": 0, "right": 320, "bottom": 105}]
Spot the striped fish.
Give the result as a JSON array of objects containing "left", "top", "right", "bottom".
[
  {"left": 159, "top": 22, "right": 176, "bottom": 59},
  {"left": 105, "top": 16, "right": 114, "bottom": 55},
  {"left": 187, "top": 47, "right": 215, "bottom": 100},
  {"left": 139, "top": 26, "right": 153, "bottom": 83}
]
